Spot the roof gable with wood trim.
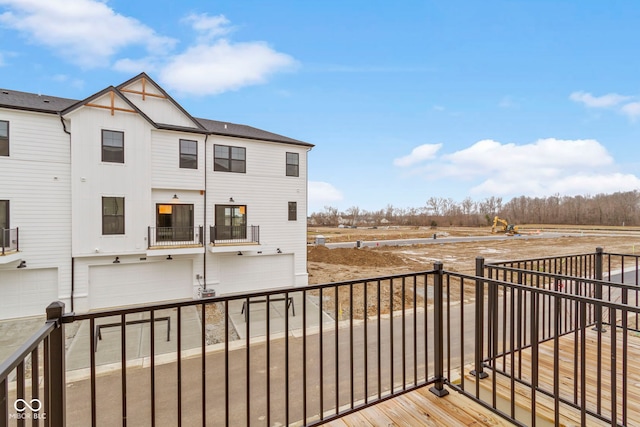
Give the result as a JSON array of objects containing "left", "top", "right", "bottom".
[{"left": 117, "top": 73, "right": 204, "bottom": 131}]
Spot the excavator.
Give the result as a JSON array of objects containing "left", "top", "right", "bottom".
[{"left": 491, "top": 216, "right": 519, "bottom": 235}]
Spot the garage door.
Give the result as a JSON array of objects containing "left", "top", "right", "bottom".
[
  {"left": 0, "top": 268, "right": 58, "bottom": 319},
  {"left": 220, "top": 254, "right": 294, "bottom": 294},
  {"left": 89, "top": 260, "right": 192, "bottom": 310}
]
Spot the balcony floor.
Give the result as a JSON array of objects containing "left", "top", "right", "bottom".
[
  {"left": 320, "top": 385, "right": 516, "bottom": 426},
  {"left": 462, "top": 323, "right": 640, "bottom": 426}
]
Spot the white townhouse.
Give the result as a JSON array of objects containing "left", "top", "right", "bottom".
[{"left": 0, "top": 73, "right": 313, "bottom": 319}]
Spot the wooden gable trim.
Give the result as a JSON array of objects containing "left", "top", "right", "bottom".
[
  {"left": 85, "top": 90, "right": 137, "bottom": 116},
  {"left": 119, "top": 77, "right": 167, "bottom": 101}
]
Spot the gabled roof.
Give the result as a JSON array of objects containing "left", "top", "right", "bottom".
[
  {"left": 117, "top": 73, "right": 207, "bottom": 132},
  {"left": 0, "top": 75, "right": 313, "bottom": 147}
]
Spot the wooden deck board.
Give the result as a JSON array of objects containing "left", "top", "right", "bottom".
[
  {"left": 320, "top": 386, "right": 517, "bottom": 426},
  {"left": 463, "top": 326, "right": 640, "bottom": 426},
  {"left": 320, "top": 326, "right": 640, "bottom": 427}
]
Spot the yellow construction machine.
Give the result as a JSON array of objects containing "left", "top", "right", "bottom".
[{"left": 491, "top": 216, "right": 519, "bottom": 235}]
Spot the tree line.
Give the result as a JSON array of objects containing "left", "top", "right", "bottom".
[{"left": 309, "top": 191, "right": 640, "bottom": 227}]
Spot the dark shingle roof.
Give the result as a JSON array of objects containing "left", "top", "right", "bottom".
[
  {"left": 0, "top": 88, "right": 76, "bottom": 113},
  {"left": 0, "top": 86, "right": 313, "bottom": 147},
  {"left": 197, "top": 118, "right": 313, "bottom": 147}
]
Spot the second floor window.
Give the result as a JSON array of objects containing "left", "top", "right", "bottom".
[
  {"left": 214, "top": 144, "right": 246, "bottom": 173},
  {"left": 180, "top": 139, "right": 198, "bottom": 169},
  {"left": 288, "top": 201, "right": 297, "bottom": 221},
  {"left": 0, "top": 120, "right": 8, "bottom": 156},
  {"left": 102, "top": 130, "right": 124, "bottom": 163},
  {"left": 286, "top": 152, "right": 299, "bottom": 177},
  {"left": 102, "top": 197, "right": 125, "bottom": 235}
]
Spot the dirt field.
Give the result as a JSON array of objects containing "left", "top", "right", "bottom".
[{"left": 307, "top": 226, "right": 640, "bottom": 284}]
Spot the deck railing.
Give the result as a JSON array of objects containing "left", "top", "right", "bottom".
[
  {"left": 147, "top": 226, "right": 203, "bottom": 248},
  {"left": 2, "top": 248, "right": 640, "bottom": 426},
  {"left": 1, "top": 228, "right": 18, "bottom": 255},
  {"left": 210, "top": 225, "right": 260, "bottom": 245}
]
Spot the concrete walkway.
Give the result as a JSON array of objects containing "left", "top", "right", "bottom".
[
  {"left": 1, "top": 293, "right": 335, "bottom": 376},
  {"left": 0, "top": 315, "right": 46, "bottom": 365}
]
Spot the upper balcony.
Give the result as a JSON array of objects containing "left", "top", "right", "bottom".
[
  {"left": 0, "top": 227, "right": 21, "bottom": 264},
  {"left": 147, "top": 226, "right": 204, "bottom": 256},
  {"left": 208, "top": 225, "right": 260, "bottom": 253}
]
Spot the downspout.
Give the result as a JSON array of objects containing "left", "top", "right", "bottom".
[
  {"left": 305, "top": 147, "right": 312, "bottom": 283},
  {"left": 58, "top": 113, "right": 74, "bottom": 311},
  {"left": 203, "top": 134, "right": 208, "bottom": 290}
]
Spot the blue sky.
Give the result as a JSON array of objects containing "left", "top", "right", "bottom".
[{"left": 2, "top": 0, "right": 640, "bottom": 213}]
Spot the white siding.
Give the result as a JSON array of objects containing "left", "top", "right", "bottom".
[
  {"left": 151, "top": 130, "right": 205, "bottom": 190},
  {"left": 0, "top": 108, "right": 72, "bottom": 313},
  {"left": 205, "top": 136, "right": 309, "bottom": 292},
  {"left": 68, "top": 100, "right": 153, "bottom": 256}
]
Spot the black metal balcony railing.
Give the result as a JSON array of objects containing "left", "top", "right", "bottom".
[
  {"left": 210, "top": 225, "right": 259, "bottom": 245},
  {"left": 147, "top": 226, "right": 203, "bottom": 248},
  {"left": 2, "top": 248, "right": 640, "bottom": 426},
  {"left": 1, "top": 228, "right": 18, "bottom": 255}
]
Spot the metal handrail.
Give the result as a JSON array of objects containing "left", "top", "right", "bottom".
[{"left": 147, "top": 226, "right": 203, "bottom": 248}]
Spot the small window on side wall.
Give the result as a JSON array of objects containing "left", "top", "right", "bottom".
[
  {"left": 102, "top": 197, "right": 125, "bottom": 235},
  {"left": 286, "top": 152, "right": 299, "bottom": 177},
  {"left": 180, "top": 139, "right": 198, "bottom": 169},
  {"left": 102, "top": 130, "right": 124, "bottom": 163},
  {"left": 0, "top": 120, "right": 9, "bottom": 156},
  {"left": 288, "top": 201, "right": 297, "bottom": 221}
]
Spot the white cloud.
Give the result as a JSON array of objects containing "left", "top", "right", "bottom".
[
  {"left": 393, "top": 143, "right": 442, "bottom": 167},
  {"left": 569, "top": 91, "right": 631, "bottom": 108},
  {"left": 182, "top": 13, "right": 232, "bottom": 42},
  {"left": 158, "top": 40, "right": 297, "bottom": 96},
  {"left": 399, "top": 137, "right": 639, "bottom": 199},
  {"left": 0, "top": 2, "right": 297, "bottom": 95},
  {"left": 308, "top": 181, "right": 343, "bottom": 211},
  {"left": 0, "top": 0, "right": 176, "bottom": 68},
  {"left": 620, "top": 102, "right": 640, "bottom": 121}
]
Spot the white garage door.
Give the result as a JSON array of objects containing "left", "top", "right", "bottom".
[
  {"left": 0, "top": 268, "right": 58, "bottom": 319},
  {"left": 220, "top": 254, "right": 294, "bottom": 294},
  {"left": 89, "top": 260, "right": 192, "bottom": 310}
]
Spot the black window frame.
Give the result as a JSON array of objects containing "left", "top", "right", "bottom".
[
  {"left": 286, "top": 152, "right": 299, "bottom": 177},
  {"left": 214, "top": 204, "right": 247, "bottom": 239},
  {"left": 0, "top": 200, "right": 8, "bottom": 230},
  {"left": 179, "top": 139, "right": 198, "bottom": 169},
  {"left": 288, "top": 201, "right": 297, "bottom": 221},
  {"left": 0, "top": 120, "right": 8, "bottom": 157},
  {"left": 214, "top": 144, "right": 246, "bottom": 173},
  {"left": 102, "top": 196, "right": 125, "bottom": 235},
  {"left": 101, "top": 130, "right": 124, "bottom": 163}
]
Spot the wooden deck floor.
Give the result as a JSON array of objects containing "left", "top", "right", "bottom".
[
  {"left": 320, "top": 386, "right": 517, "bottom": 426},
  {"left": 321, "top": 325, "right": 640, "bottom": 427},
  {"left": 462, "top": 324, "right": 640, "bottom": 426}
]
